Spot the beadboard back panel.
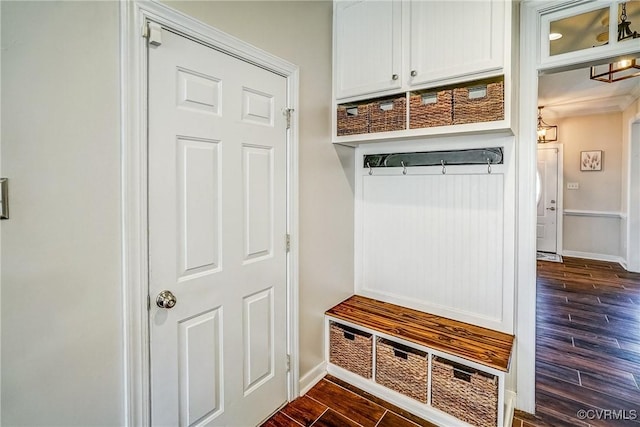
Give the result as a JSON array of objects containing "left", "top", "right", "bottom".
[{"left": 355, "top": 139, "right": 515, "bottom": 333}]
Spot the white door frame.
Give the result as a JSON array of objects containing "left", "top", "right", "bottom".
[
  {"left": 626, "top": 114, "right": 640, "bottom": 272},
  {"left": 120, "top": 2, "right": 300, "bottom": 425},
  {"left": 537, "top": 143, "right": 564, "bottom": 255},
  {"left": 518, "top": 0, "right": 640, "bottom": 413}
]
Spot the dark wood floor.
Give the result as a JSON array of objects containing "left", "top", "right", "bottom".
[
  {"left": 534, "top": 256, "right": 640, "bottom": 426},
  {"left": 263, "top": 257, "right": 640, "bottom": 427}
]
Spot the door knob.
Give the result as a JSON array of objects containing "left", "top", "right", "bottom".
[
  {"left": 546, "top": 207, "right": 556, "bottom": 211},
  {"left": 392, "top": 74, "right": 399, "bottom": 80},
  {"left": 156, "top": 290, "right": 177, "bottom": 309}
]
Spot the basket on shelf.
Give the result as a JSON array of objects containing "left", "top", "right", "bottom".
[
  {"left": 453, "top": 79, "right": 504, "bottom": 125},
  {"left": 375, "top": 338, "right": 428, "bottom": 403},
  {"left": 337, "top": 103, "right": 369, "bottom": 136},
  {"left": 369, "top": 96, "right": 406, "bottom": 133},
  {"left": 431, "top": 356, "right": 499, "bottom": 427},
  {"left": 329, "top": 322, "right": 373, "bottom": 378},
  {"left": 409, "top": 89, "right": 453, "bottom": 129}
]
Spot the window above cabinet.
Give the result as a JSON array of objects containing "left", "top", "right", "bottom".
[{"left": 540, "top": 1, "right": 640, "bottom": 70}]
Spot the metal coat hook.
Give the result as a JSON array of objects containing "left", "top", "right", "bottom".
[
  {"left": 441, "top": 160, "right": 446, "bottom": 175},
  {"left": 487, "top": 158, "right": 492, "bottom": 174},
  {"left": 367, "top": 162, "right": 373, "bottom": 176},
  {"left": 401, "top": 161, "right": 407, "bottom": 175}
]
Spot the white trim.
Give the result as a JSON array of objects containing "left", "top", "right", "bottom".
[
  {"left": 516, "top": 0, "right": 539, "bottom": 413},
  {"left": 537, "top": 143, "right": 564, "bottom": 256},
  {"left": 625, "top": 113, "right": 640, "bottom": 272},
  {"left": 298, "top": 362, "right": 327, "bottom": 397},
  {"left": 563, "top": 209, "right": 625, "bottom": 219},
  {"left": 562, "top": 250, "right": 626, "bottom": 266},
  {"left": 121, "top": 1, "right": 300, "bottom": 425}
]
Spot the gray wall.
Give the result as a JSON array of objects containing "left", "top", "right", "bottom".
[
  {"left": 1, "top": 0, "right": 354, "bottom": 424},
  {"left": 1, "top": 1, "right": 123, "bottom": 425},
  {"left": 559, "top": 112, "right": 624, "bottom": 259}
]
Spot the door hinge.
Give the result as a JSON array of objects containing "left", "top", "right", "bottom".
[
  {"left": 0, "top": 178, "right": 9, "bottom": 220},
  {"left": 286, "top": 354, "right": 291, "bottom": 372},
  {"left": 143, "top": 22, "right": 163, "bottom": 47},
  {"left": 285, "top": 233, "right": 291, "bottom": 253},
  {"left": 284, "top": 108, "right": 294, "bottom": 129},
  {"left": 147, "top": 294, "right": 151, "bottom": 311}
]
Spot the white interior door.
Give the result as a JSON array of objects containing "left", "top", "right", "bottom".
[
  {"left": 537, "top": 147, "right": 559, "bottom": 253},
  {"left": 148, "top": 27, "right": 288, "bottom": 426}
]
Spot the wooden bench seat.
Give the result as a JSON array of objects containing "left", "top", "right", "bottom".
[{"left": 326, "top": 295, "right": 514, "bottom": 372}]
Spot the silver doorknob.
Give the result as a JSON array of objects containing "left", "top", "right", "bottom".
[
  {"left": 546, "top": 207, "right": 556, "bottom": 211},
  {"left": 156, "top": 290, "right": 177, "bottom": 309},
  {"left": 392, "top": 74, "right": 399, "bottom": 80},
  {"left": 410, "top": 70, "right": 417, "bottom": 77}
]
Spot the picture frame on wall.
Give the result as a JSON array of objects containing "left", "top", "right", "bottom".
[{"left": 581, "top": 150, "right": 603, "bottom": 171}]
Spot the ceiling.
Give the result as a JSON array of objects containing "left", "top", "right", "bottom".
[{"left": 539, "top": 1, "right": 640, "bottom": 118}]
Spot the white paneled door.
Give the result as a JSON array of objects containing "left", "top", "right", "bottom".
[
  {"left": 537, "top": 147, "right": 559, "bottom": 253},
  {"left": 148, "top": 27, "right": 288, "bottom": 426}
]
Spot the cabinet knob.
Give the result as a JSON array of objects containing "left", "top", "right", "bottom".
[
  {"left": 410, "top": 70, "right": 417, "bottom": 77},
  {"left": 392, "top": 74, "right": 399, "bottom": 80}
]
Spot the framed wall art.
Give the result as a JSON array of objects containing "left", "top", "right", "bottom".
[{"left": 581, "top": 150, "right": 603, "bottom": 171}]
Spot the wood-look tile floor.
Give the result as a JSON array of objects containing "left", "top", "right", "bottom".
[
  {"left": 261, "top": 375, "right": 438, "bottom": 427},
  {"left": 533, "top": 256, "right": 640, "bottom": 426},
  {"left": 263, "top": 257, "right": 640, "bottom": 427}
]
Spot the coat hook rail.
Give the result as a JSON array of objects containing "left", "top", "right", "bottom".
[{"left": 363, "top": 147, "right": 503, "bottom": 172}]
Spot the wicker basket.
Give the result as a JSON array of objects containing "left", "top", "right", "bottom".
[
  {"left": 369, "top": 96, "right": 406, "bottom": 133},
  {"left": 375, "top": 338, "right": 428, "bottom": 403},
  {"left": 453, "top": 79, "right": 504, "bottom": 125},
  {"left": 337, "top": 103, "right": 369, "bottom": 136},
  {"left": 431, "top": 356, "right": 498, "bottom": 427},
  {"left": 409, "top": 90, "right": 453, "bottom": 129},
  {"left": 329, "top": 322, "right": 373, "bottom": 378}
]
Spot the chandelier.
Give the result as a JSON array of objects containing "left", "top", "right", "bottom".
[
  {"left": 537, "top": 107, "right": 557, "bottom": 143},
  {"left": 590, "top": 2, "right": 640, "bottom": 83}
]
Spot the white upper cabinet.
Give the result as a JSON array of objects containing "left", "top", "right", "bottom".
[
  {"left": 409, "top": 1, "right": 505, "bottom": 86},
  {"left": 334, "top": 0, "right": 508, "bottom": 101},
  {"left": 334, "top": 0, "right": 402, "bottom": 100}
]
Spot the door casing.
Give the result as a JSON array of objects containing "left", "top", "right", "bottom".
[
  {"left": 120, "top": 2, "right": 300, "bottom": 425},
  {"left": 536, "top": 144, "right": 564, "bottom": 255}
]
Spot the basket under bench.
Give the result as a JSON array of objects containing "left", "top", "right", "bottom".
[{"left": 325, "top": 295, "right": 515, "bottom": 427}]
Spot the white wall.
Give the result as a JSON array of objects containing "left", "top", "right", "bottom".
[
  {"left": 1, "top": 1, "right": 123, "bottom": 425},
  {"left": 162, "top": 0, "right": 355, "bottom": 385},
  {"left": 558, "top": 112, "right": 624, "bottom": 259},
  {"left": 621, "top": 97, "right": 640, "bottom": 270}
]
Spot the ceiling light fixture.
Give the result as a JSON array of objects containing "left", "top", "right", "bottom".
[
  {"left": 537, "top": 106, "right": 557, "bottom": 143},
  {"left": 590, "top": 2, "right": 640, "bottom": 83}
]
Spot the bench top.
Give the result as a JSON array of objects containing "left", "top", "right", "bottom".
[{"left": 326, "top": 295, "right": 514, "bottom": 372}]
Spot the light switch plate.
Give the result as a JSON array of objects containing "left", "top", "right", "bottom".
[{"left": 567, "top": 182, "right": 579, "bottom": 190}]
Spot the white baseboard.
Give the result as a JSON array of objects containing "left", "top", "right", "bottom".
[
  {"left": 298, "top": 361, "right": 327, "bottom": 397},
  {"left": 562, "top": 250, "right": 625, "bottom": 267}
]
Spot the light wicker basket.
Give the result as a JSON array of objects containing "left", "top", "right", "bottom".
[
  {"left": 431, "top": 356, "right": 498, "bottom": 427},
  {"left": 369, "top": 96, "right": 406, "bottom": 133},
  {"left": 409, "top": 90, "right": 453, "bottom": 129},
  {"left": 337, "top": 103, "right": 369, "bottom": 136},
  {"left": 329, "top": 322, "right": 373, "bottom": 378},
  {"left": 453, "top": 79, "right": 504, "bottom": 125},
  {"left": 375, "top": 338, "right": 428, "bottom": 403}
]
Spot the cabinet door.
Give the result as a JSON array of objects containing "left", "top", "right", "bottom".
[
  {"left": 334, "top": 0, "right": 402, "bottom": 100},
  {"left": 409, "top": 1, "right": 504, "bottom": 86}
]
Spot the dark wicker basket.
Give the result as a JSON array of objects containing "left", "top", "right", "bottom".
[
  {"left": 337, "top": 103, "right": 369, "bottom": 136},
  {"left": 409, "top": 90, "right": 453, "bottom": 129},
  {"left": 369, "top": 96, "right": 406, "bottom": 133},
  {"left": 329, "top": 322, "right": 372, "bottom": 378},
  {"left": 453, "top": 79, "right": 504, "bottom": 125},
  {"left": 375, "top": 338, "right": 428, "bottom": 403},
  {"left": 431, "top": 356, "right": 498, "bottom": 427}
]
